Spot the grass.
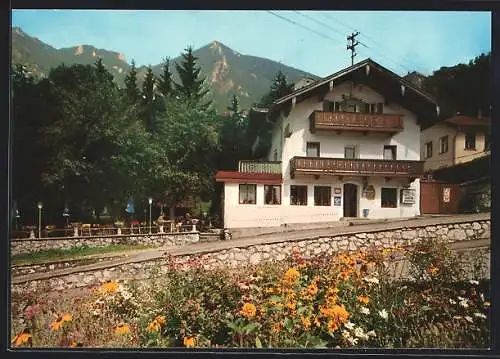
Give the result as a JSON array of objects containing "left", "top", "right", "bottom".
[{"left": 11, "top": 244, "right": 156, "bottom": 266}]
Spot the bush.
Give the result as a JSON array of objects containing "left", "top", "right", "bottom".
[{"left": 11, "top": 241, "right": 490, "bottom": 348}]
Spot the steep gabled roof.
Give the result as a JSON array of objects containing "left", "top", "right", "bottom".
[
  {"left": 443, "top": 115, "right": 491, "bottom": 128},
  {"left": 266, "top": 58, "right": 438, "bottom": 126}
]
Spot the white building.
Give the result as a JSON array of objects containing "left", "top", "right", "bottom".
[{"left": 216, "top": 59, "right": 438, "bottom": 229}]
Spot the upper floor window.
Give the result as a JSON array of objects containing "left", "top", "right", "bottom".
[
  {"left": 264, "top": 185, "right": 281, "bottom": 205},
  {"left": 306, "top": 142, "right": 320, "bottom": 157},
  {"left": 290, "top": 185, "right": 308, "bottom": 206},
  {"left": 425, "top": 141, "right": 433, "bottom": 158},
  {"left": 439, "top": 135, "right": 449, "bottom": 154},
  {"left": 383, "top": 145, "right": 397, "bottom": 160},
  {"left": 344, "top": 146, "right": 357, "bottom": 159},
  {"left": 314, "top": 186, "right": 331, "bottom": 206},
  {"left": 465, "top": 132, "right": 476, "bottom": 150},
  {"left": 239, "top": 184, "right": 256, "bottom": 204}
]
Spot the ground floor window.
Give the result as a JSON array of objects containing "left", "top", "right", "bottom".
[
  {"left": 290, "top": 185, "right": 308, "bottom": 205},
  {"left": 239, "top": 184, "right": 256, "bottom": 204},
  {"left": 314, "top": 186, "right": 331, "bottom": 206},
  {"left": 264, "top": 185, "right": 281, "bottom": 205},
  {"left": 381, "top": 188, "right": 398, "bottom": 208}
]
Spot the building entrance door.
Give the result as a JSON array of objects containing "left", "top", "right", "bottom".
[{"left": 343, "top": 183, "right": 358, "bottom": 217}]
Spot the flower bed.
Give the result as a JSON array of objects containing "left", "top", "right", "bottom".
[{"left": 11, "top": 239, "right": 489, "bottom": 349}]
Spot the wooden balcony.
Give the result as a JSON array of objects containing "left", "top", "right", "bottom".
[
  {"left": 309, "top": 111, "right": 404, "bottom": 134},
  {"left": 238, "top": 160, "right": 282, "bottom": 174},
  {"left": 290, "top": 156, "right": 424, "bottom": 179}
]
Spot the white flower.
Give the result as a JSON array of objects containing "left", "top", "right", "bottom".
[
  {"left": 449, "top": 299, "right": 457, "bottom": 305},
  {"left": 346, "top": 336, "right": 358, "bottom": 346},
  {"left": 480, "top": 293, "right": 485, "bottom": 302},
  {"left": 457, "top": 296, "right": 466, "bottom": 301},
  {"left": 360, "top": 306, "right": 370, "bottom": 315},
  {"left": 469, "top": 279, "right": 479, "bottom": 285},
  {"left": 354, "top": 327, "right": 369, "bottom": 340},
  {"left": 378, "top": 309, "right": 388, "bottom": 320},
  {"left": 464, "top": 316, "right": 473, "bottom": 323},
  {"left": 342, "top": 330, "right": 351, "bottom": 339},
  {"left": 459, "top": 299, "right": 469, "bottom": 308},
  {"left": 344, "top": 321, "right": 355, "bottom": 330},
  {"left": 474, "top": 312, "right": 487, "bottom": 319},
  {"left": 363, "top": 276, "right": 379, "bottom": 285},
  {"left": 453, "top": 315, "right": 462, "bottom": 320},
  {"left": 367, "top": 330, "right": 377, "bottom": 337}
]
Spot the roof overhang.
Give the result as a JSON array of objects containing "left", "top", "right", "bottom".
[
  {"left": 215, "top": 171, "right": 282, "bottom": 184},
  {"left": 266, "top": 58, "right": 438, "bottom": 127}
]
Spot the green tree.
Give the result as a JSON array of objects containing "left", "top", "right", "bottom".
[
  {"left": 150, "top": 97, "right": 220, "bottom": 219},
  {"left": 246, "top": 70, "right": 294, "bottom": 159},
  {"left": 174, "top": 46, "right": 211, "bottom": 107},
  {"left": 141, "top": 66, "right": 158, "bottom": 132},
  {"left": 158, "top": 57, "right": 173, "bottom": 98},
  {"left": 124, "top": 59, "right": 140, "bottom": 105}
]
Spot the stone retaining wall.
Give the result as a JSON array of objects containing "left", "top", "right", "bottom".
[
  {"left": 11, "top": 220, "right": 490, "bottom": 295},
  {"left": 10, "top": 233, "right": 200, "bottom": 256}
]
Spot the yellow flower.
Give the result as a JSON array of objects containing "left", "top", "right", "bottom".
[
  {"left": 61, "top": 314, "right": 72, "bottom": 323},
  {"left": 155, "top": 315, "right": 166, "bottom": 326},
  {"left": 358, "top": 295, "right": 370, "bottom": 305},
  {"left": 240, "top": 303, "right": 257, "bottom": 319},
  {"left": 183, "top": 336, "right": 196, "bottom": 348},
  {"left": 12, "top": 330, "right": 32, "bottom": 346},
  {"left": 327, "top": 319, "right": 339, "bottom": 333},
  {"left": 300, "top": 316, "right": 311, "bottom": 330},
  {"left": 314, "top": 316, "right": 321, "bottom": 327},
  {"left": 428, "top": 264, "right": 439, "bottom": 275},
  {"left": 283, "top": 267, "right": 300, "bottom": 284},
  {"left": 147, "top": 320, "right": 161, "bottom": 333},
  {"left": 115, "top": 324, "right": 131, "bottom": 335},
  {"left": 285, "top": 299, "right": 296, "bottom": 311},
  {"left": 100, "top": 280, "right": 119, "bottom": 294},
  {"left": 271, "top": 322, "right": 282, "bottom": 333}
]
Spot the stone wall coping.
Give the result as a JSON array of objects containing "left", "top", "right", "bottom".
[
  {"left": 11, "top": 231, "right": 199, "bottom": 242},
  {"left": 11, "top": 213, "right": 490, "bottom": 285}
]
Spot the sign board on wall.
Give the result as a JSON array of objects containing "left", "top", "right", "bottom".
[
  {"left": 443, "top": 187, "right": 451, "bottom": 203},
  {"left": 334, "top": 196, "right": 342, "bottom": 206},
  {"left": 400, "top": 189, "right": 416, "bottom": 204}
]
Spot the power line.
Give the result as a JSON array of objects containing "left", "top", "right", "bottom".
[
  {"left": 321, "top": 13, "right": 427, "bottom": 74},
  {"left": 266, "top": 11, "right": 338, "bottom": 42},
  {"left": 293, "top": 11, "right": 346, "bottom": 40}
]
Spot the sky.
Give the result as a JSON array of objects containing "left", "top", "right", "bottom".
[{"left": 11, "top": 10, "right": 491, "bottom": 77}]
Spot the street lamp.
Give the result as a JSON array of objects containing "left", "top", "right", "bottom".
[
  {"left": 15, "top": 209, "right": 20, "bottom": 231},
  {"left": 148, "top": 197, "right": 153, "bottom": 234},
  {"left": 62, "top": 207, "right": 70, "bottom": 229},
  {"left": 37, "top": 201, "right": 43, "bottom": 238}
]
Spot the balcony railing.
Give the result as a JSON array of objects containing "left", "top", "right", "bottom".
[
  {"left": 238, "top": 160, "right": 282, "bottom": 174},
  {"left": 309, "top": 111, "right": 404, "bottom": 134},
  {"left": 290, "top": 156, "right": 424, "bottom": 178}
]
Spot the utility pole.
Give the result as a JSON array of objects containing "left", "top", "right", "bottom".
[{"left": 347, "top": 31, "right": 360, "bottom": 66}]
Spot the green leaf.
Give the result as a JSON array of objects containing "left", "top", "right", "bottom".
[
  {"left": 284, "top": 317, "right": 293, "bottom": 331},
  {"left": 243, "top": 322, "right": 260, "bottom": 334}
]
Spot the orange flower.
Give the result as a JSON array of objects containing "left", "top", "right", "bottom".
[
  {"left": 61, "top": 314, "right": 72, "bottom": 322},
  {"left": 100, "top": 280, "right": 119, "bottom": 294},
  {"left": 358, "top": 295, "right": 370, "bottom": 305},
  {"left": 283, "top": 267, "right": 300, "bottom": 284},
  {"left": 428, "top": 264, "right": 439, "bottom": 275},
  {"left": 154, "top": 315, "right": 166, "bottom": 326},
  {"left": 301, "top": 316, "right": 311, "bottom": 330},
  {"left": 183, "top": 336, "right": 196, "bottom": 348},
  {"left": 12, "top": 330, "right": 32, "bottom": 346},
  {"left": 115, "top": 324, "right": 131, "bottom": 335},
  {"left": 327, "top": 319, "right": 339, "bottom": 333},
  {"left": 70, "top": 341, "right": 83, "bottom": 347},
  {"left": 147, "top": 320, "right": 161, "bottom": 333},
  {"left": 240, "top": 303, "right": 257, "bottom": 319},
  {"left": 320, "top": 304, "right": 349, "bottom": 333}
]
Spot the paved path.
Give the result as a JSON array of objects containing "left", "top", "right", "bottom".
[{"left": 11, "top": 213, "right": 490, "bottom": 285}]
